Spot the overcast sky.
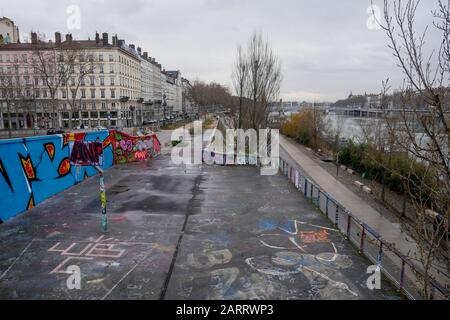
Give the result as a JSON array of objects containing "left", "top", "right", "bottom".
[{"left": 2, "top": 0, "right": 442, "bottom": 102}]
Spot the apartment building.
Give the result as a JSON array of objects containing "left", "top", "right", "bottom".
[
  {"left": 0, "top": 26, "right": 188, "bottom": 130},
  {"left": 181, "top": 77, "right": 195, "bottom": 115},
  {"left": 161, "top": 69, "right": 182, "bottom": 116},
  {"left": 0, "top": 31, "right": 142, "bottom": 129},
  {"left": 136, "top": 47, "right": 164, "bottom": 124}
]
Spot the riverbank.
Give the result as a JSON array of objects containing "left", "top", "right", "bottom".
[{"left": 279, "top": 134, "right": 449, "bottom": 299}]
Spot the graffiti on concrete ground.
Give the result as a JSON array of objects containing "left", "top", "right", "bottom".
[
  {"left": 173, "top": 216, "right": 361, "bottom": 299},
  {"left": 47, "top": 235, "right": 126, "bottom": 274},
  {"left": 245, "top": 219, "right": 358, "bottom": 298},
  {"left": 245, "top": 220, "right": 358, "bottom": 299},
  {"left": 300, "top": 229, "right": 330, "bottom": 244}
]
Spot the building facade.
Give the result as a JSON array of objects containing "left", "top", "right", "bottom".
[
  {"left": 161, "top": 70, "right": 182, "bottom": 116},
  {"left": 0, "top": 17, "right": 20, "bottom": 45},
  {"left": 136, "top": 48, "right": 164, "bottom": 124},
  {"left": 181, "top": 77, "right": 195, "bottom": 115},
  {"left": 0, "top": 27, "right": 190, "bottom": 130},
  {"left": 0, "top": 27, "right": 187, "bottom": 130}
]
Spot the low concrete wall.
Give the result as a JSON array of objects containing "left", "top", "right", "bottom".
[{"left": 0, "top": 130, "right": 160, "bottom": 222}]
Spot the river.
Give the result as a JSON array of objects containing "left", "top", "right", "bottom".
[{"left": 324, "top": 114, "right": 385, "bottom": 143}]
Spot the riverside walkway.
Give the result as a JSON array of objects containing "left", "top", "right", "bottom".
[{"left": 279, "top": 135, "right": 449, "bottom": 298}]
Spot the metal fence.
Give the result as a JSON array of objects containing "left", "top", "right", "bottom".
[{"left": 279, "top": 157, "right": 448, "bottom": 300}]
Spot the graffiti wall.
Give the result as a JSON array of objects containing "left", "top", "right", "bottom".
[
  {"left": 0, "top": 130, "right": 160, "bottom": 222},
  {"left": 110, "top": 130, "right": 161, "bottom": 165}
]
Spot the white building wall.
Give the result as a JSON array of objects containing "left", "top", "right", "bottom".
[{"left": 0, "top": 18, "right": 20, "bottom": 44}]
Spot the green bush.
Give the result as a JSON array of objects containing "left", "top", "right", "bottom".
[
  {"left": 338, "top": 140, "right": 434, "bottom": 203},
  {"left": 338, "top": 141, "right": 369, "bottom": 173},
  {"left": 296, "top": 131, "right": 310, "bottom": 146}
]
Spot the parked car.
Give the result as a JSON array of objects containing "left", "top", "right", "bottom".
[{"left": 46, "top": 128, "right": 66, "bottom": 135}]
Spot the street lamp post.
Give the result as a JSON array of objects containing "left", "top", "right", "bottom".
[{"left": 162, "top": 93, "right": 167, "bottom": 127}]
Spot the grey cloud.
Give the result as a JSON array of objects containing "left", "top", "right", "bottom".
[{"left": 4, "top": 0, "right": 444, "bottom": 101}]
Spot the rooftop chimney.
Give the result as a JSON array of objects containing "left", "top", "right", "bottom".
[
  {"left": 55, "top": 32, "right": 61, "bottom": 44},
  {"left": 129, "top": 44, "right": 135, "bottom": 50},
  {"left": 112, "top": 35, "right": 118, "bottom": 46},
  {"left": 143, "top": 52, "right": 148, "bottom": 59},
  {"left": 137, "top": 47, "right": 141, "bottom": 54},
  {"left": 31, "top": 32, "right": 38, "bottom": 44},
  {"left": 102, "top": 32, "right": 108, "bottom": 45},
  {"left": 95, "top": 32, "right": 100, "bottom": 44},
  {"left": 65, "top": 33, "right": 72, "bottom": 43},
  {"left": 118, "top": 39, "right": 124, "bottom": 47}
]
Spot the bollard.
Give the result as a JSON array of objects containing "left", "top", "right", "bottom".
[
  {"left": 399, "top": 260, "right": 406, "bottom": 292},
  {"left": 360, "top": 226, "right": 366, "bottom": 253},
  {"left": 95, "top": 166, "right": 107, "bottom": 233},
  {"left": 377, "top": 242, "right": 383, "bottom": 267},
  {"left": 317, "top": 190, "right": 321, "bottom": 208},
  {"left": 346, "top": 215, "right": 351, "bottom": 239},
  {"left": 335, "top": 205, "right": 339, "bottom": 226}
]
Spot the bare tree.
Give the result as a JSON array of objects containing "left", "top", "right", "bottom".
[
  {"left": 32, "top": 42, "right": 69, "bottom": 129},
  {"left": 232, "top": 31, "right": 282, "bottom": 130},
  {"left": 376, "top": 0, "right": 449, "bottom": 299},
  {"left": 325, "top": 112, "right": 345, "bottom": 175},
  {"left": 232, "top": 45, "right": 248, "bottom": 128},
  {"left": 30, "top": 34, "right": 95, "bottom": 130},
  {"left": 62, "top": 49, "right": 96, "bottom": 129},
  {"left": 0, "top": 67, "right": 22, "bottom": 137},
  {"left": 187, "top": 79, "right": 232, "bottom": 115}
]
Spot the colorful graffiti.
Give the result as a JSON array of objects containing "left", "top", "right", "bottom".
[
  {"left": 110, "top": 130, "right": 161, "bottom": 165},
  {"left": 0, "top": 130, "right": 160, "bottom": 222},
  {"left": 245, "top": 219, "right": 358, "bottom": 298},
  {"left": 69, "top": 141, "right": 104, "bottom": 166}
]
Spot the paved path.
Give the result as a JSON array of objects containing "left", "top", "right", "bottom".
[
  {"left": 280, "top": 135, "right": 449, "bottom": 296},
  {"left": 0, "top": 154, "right": 398, "bottom": 299}
]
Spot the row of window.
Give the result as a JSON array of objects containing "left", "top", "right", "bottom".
[
  {"left": 0, "top": 75, "right": 131, "bottom": 88},
  {"left": 61, "top": 103, "right": 117, "bottom": 112},
  {"left": 61, "top": 88, "right": 116, "bottom": 99},
  {"left": 0, "top": 87, "right": 116, "bottom": 99},
  {"left": 0, "top": 51, "right": 143, "bottom": 66},
  {"left": 0, "top": 63, "right": 115, "bottom": 75},
  {"left": 1, "top": 69, "right": 141, "bottom": 91},
  {"left": 0, "top": 52, "right": 159, "bottom": 82},
  {"left": 0, "top": 53, "right": 116, "bottom": 64}
]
